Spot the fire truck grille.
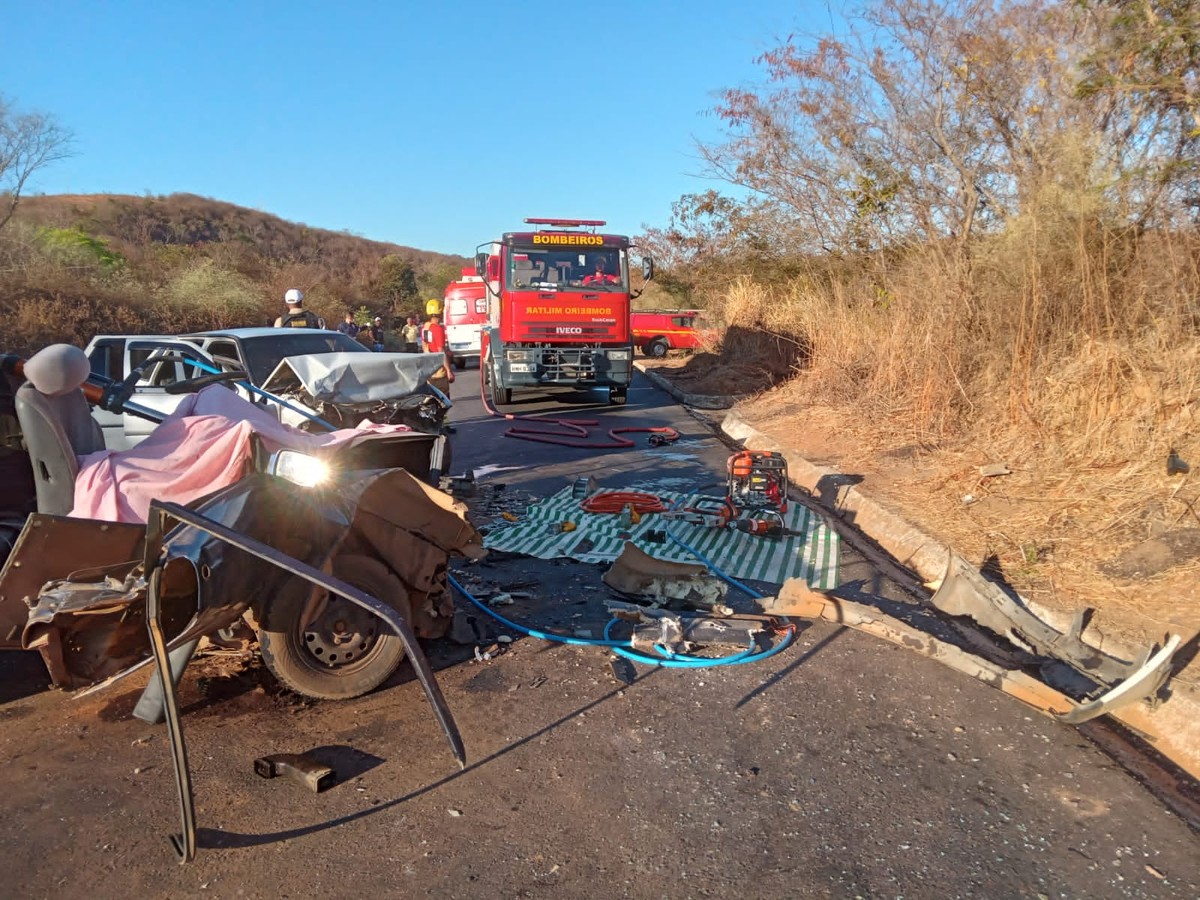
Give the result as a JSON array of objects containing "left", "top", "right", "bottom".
[
  {"left": 541, "top": 348, "right": 596, "bottom": 380},
  {"left": 525, "top": 326, "right": 613, "bottom": 337}
]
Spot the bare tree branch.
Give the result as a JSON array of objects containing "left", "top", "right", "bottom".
[{"left": 0, "top": 95, "right": 73, "bottom": 232}]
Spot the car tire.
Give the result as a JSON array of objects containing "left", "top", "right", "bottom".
[
  {"left": 647, "top": 338, "right": 669, "bottom": 358},
  {"left": 258, "top": 555, "right": 410, "bottom": 700},
  {"left": 454, "top": 357, "right": 466, "bottom": 371}
]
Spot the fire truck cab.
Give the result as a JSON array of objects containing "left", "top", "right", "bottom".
[
  {"left": 475, "top": 218, "right": 652, "bottom": 407},
  {"left": 442, "top": 268, "right": 487, "bottom": 370}
]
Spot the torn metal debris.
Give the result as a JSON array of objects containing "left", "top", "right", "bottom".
[
  {"left": 602, "top": 541, "right": 728, "bottom": 609},
  {"left": 928, "top": 552, "right": 1172, "bottom": 688},
  {"left": 254, "top": 753, "right": 336, "bottom": 793},
  {"left": 764, "top": 572, "right": 1196, "bottom": 782}
]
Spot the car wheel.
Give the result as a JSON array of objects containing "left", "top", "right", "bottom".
[
  {"left": 454, "top": 357, "right": 466, "bottom": 371},
  {"left": 648, "top": 338, "right": 669, "bottom": 359},
  {"left": 258, "top": 555, "right": 409, "bottom": 700}
]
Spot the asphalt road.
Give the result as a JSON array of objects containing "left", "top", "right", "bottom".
[{"left": 0, "top": 368, "right": 1197, "bottom": 898}]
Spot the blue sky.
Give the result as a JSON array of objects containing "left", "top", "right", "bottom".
[{"left": 1, "top": 1, "right": 839, "bottom": 256}]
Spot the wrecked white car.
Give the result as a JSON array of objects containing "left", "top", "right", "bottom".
[{"left": 85, "top": 328, "right": 449, "bottom": 450}]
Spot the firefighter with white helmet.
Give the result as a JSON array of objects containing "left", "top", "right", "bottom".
[{"left": 273, "top": 288, "right": 325, "bottom": 329}]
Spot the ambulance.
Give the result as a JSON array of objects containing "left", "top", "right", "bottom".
[{"left": 442, "top": 267, "right": 488, "bottom": 369}]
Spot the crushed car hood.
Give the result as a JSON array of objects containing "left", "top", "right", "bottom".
[{"left": 262, "top": 352, "right": 446, "bottom": 404}]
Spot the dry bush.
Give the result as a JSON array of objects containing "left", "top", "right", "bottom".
[
  {"left": 711, "top": 213, "right": 1200, "bottom": 471},
  {"left": 158, "top": 259, "right": 265, "bottom": 330},
  {"left": 3, "top": 292, "right": 157, "bottom": 356}
]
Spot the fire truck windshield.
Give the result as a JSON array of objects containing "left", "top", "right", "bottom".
[{"left": 508, "top": 247, "right": 626, "bottom": 292}]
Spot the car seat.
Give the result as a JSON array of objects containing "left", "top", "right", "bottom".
[{"left": 14, "top": 344, "right": 106, "bottom": 515}]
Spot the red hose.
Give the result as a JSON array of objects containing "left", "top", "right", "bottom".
[
  {"left": 580, "top": 491, "right": 669, "bottom": 514},
  {"left": 478, "top": 350, "right": 679, "bottom": 449}
]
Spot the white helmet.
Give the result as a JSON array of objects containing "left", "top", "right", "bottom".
[{"left": 284, "top": 288, "right": 304, "bottom": 305}]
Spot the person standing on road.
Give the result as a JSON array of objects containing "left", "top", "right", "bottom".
[
  {"left": 274, "top": 289, "right": 325, "bottom": 328},
  {"left": 402, "top": 315, "right": 420, "bottom": 353},
  {"left": 422, "top": 313, "right": 446, "bottom": 355},
  {"left": 337, "top": 312, "right": 359, "bottom": 337}
]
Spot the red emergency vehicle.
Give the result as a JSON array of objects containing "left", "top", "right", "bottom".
[
  {"left": 630, "top": 310, "right": 711, "bottom": 357},
  {"left": 475, "top": 218, "right": 653, "bottom": 406},
  {"left": 442, "top": 267, "right": 487, "bottom": 370}
]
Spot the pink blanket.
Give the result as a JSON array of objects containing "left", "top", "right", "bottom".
[{"left": 72, "top": 387, "right": 415, "bottom": 523}]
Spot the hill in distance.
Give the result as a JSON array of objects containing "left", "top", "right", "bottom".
[
  {"left": 1, "top": 193, "right": 470, "bottom": 352},
  {"left": 16, "top": 193, "right": 466, "bottom": 279}
]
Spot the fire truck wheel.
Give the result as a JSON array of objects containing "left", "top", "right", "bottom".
[
  {"left": 485, "top": 363, "right": 511, "bottom": 406},
  {"left": 608, "top": 387, "right": 627, "bottom": 406},
  {"left": 258, "top": 555, "right": 409, "bottom": 700},
  {"left": 647, "top": 338, "right": 670, "bottom": 358}
]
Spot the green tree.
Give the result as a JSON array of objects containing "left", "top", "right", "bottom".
[
  {"left": 417, "top": 259, "right": 466, "bottom": 305},
  {"left": 159, "top": 259, "right": 261, "bottom": 329},
  {"left": 376, "top": 254, "right": 419, "bottom": 309}
]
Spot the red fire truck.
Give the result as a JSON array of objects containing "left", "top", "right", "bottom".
[
  {"left": 442, "top": 267, "right": 487, "bottom": 370},
  {"left": 475, "top": 218, "right": 652, "bottom": 406}
]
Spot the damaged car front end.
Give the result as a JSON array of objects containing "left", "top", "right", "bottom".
[
  {"left": 262, "top": 351, "right": 452, "bottom": 431},
  {"left": 0, "top": 348, "right": 484, "bottom": 862},
  {"left": 1, "top": 463, "right": 484, "bottom": 861}
]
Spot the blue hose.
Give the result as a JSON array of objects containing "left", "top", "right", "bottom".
[
  {"left": 449, "top": 573, "right": 624, "bottom": 649},
  {"left": 447, "top": 541, "right": 795, "bottom": 669},
  {"left": 663, "top": 527, "right": 765, "bottom": 600},
  {"left": 603, "top": 618, "right": 767, "bottom": 668},
  {"left": 184, "top": 355, "right": 338, "bottom": 431}
]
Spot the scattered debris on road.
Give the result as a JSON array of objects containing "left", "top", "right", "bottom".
[
  {"left": 602, "top": 541, "right": 728, "bottom": 609},
  {"left": 253, "top": 753, "right": 336, "bottom": 793}
]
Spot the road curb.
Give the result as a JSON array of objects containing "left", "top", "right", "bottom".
[
  {"left": 719, "top": 410, "right": 1200, "bottom": 782},
  {"left": 634, "top": 361, "right": 747, "bottom": 410}
]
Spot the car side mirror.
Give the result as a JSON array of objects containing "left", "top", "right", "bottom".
[
  {"left": 642, "top": 254, "right": 655, "bottom": 282},
  {"left": 475, "top": 253, "right": 488, "bottom": 279}
]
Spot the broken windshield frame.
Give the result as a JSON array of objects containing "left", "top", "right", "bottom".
[{"left": 506, "top": 246, "right": 627, "bottom": 293}]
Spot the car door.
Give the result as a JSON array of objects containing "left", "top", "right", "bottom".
[
  {"left": 118, "top": 339, "right": 216, "bottom": 448},
  {"left": 672, "top": 315, "right": 698, "bottom": 349}
]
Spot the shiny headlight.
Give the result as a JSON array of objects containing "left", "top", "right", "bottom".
[
  {"left": 608, "top": 350, "right": 631, "bottom": 360},
  {"left": 506, "top": 350, "right": 534, "bottom": 362},
  {"left": 268, "top": 449, "right": 330, "bottom": 487}
]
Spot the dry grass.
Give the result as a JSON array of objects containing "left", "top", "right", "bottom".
[
  {"left": 707, "top": 222, "right": 1199, "bottom": 460},
  {"left": 702, "top": 218, "right": 1200, "bottom": 653},
  {"left": 735, "top": 381, "right": 1200, "bottom": 663}
]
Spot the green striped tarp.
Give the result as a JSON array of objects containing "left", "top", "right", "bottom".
[{"left": 482, "top": 486, "right": 839, "bottom": 590}]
